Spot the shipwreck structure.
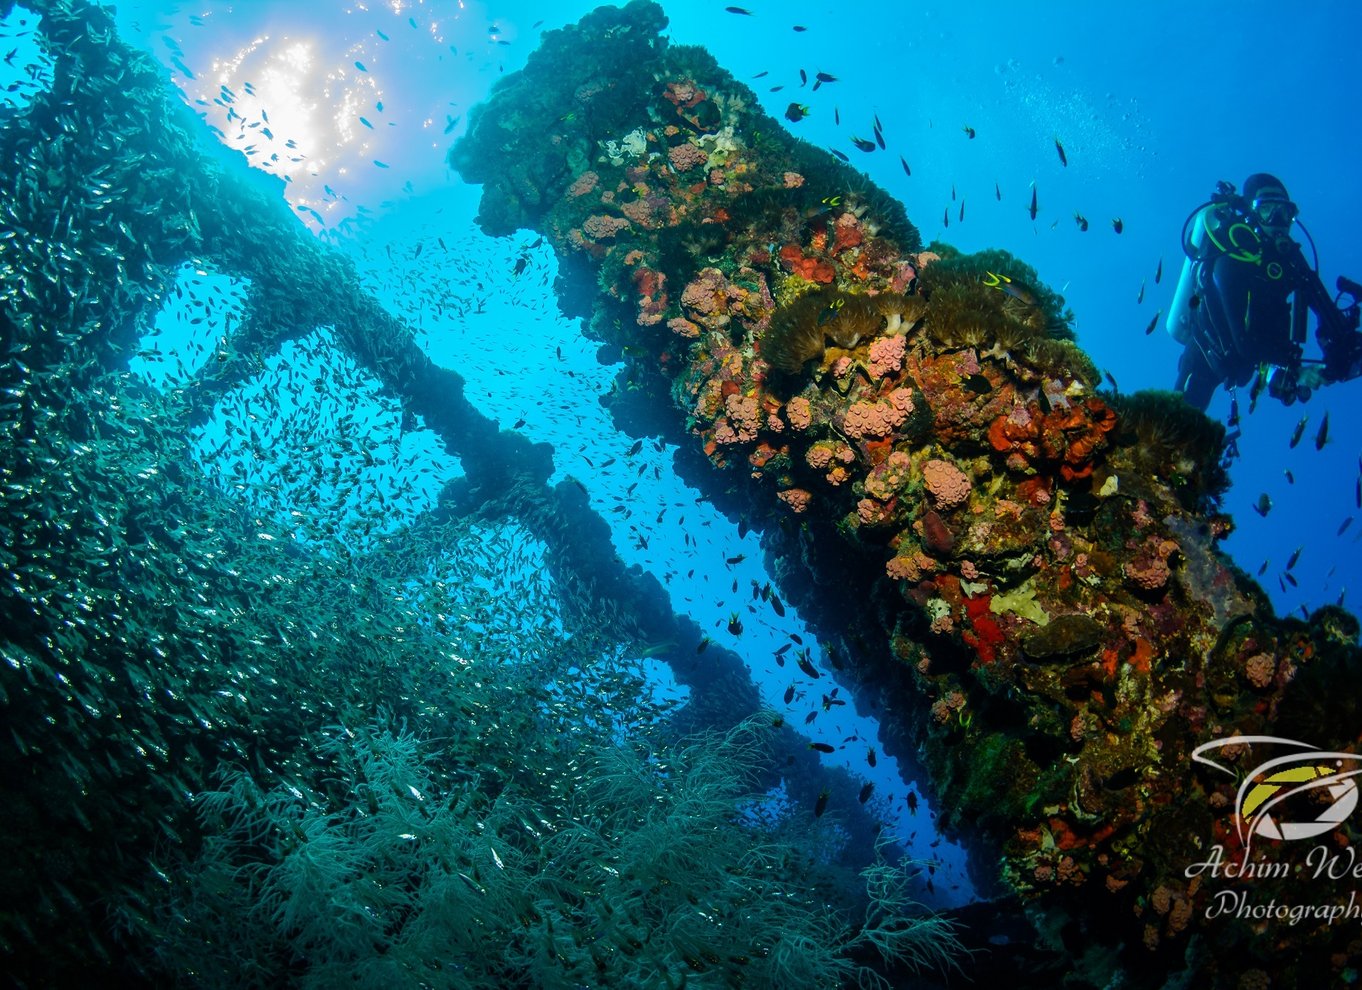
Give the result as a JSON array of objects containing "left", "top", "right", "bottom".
[{"left": 450, "top": 2, "right": 1362, "bottom": 985}]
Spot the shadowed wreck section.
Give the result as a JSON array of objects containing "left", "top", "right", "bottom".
[{"left": 451, "top": 1, "right": 1362, "bottom": 985}]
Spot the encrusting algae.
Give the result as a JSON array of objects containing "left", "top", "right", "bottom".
[{"left": 453, "top": 2, "right": 1362, "bottom": 986}]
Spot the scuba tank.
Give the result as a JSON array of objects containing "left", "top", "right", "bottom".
[
  {"left": 1166, "top": 182, "right": 1257, "bottom": 348},
  {"left": 1165, "top": 204, "right": 1213, "bottom": 345}
]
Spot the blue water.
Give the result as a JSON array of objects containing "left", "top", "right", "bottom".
[
  {"left": 95, "top": 0, "right": 1362, "bottom": 901},
  {"left": 98, "top": 0, "right": 1362, "bottom": 614},
  {"left": 3, "top": 0, "right": 1358, "bottom": 977}
]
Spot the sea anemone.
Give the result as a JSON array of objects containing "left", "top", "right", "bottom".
[
  {"left": 1107, "top": 390, "right": 1229, "bottom": 509},
  {"left": 916, "top": 244, "right": 1075, "bottom": 353},
  {"left": 1020, "top": 339, "right": 1100, "bottom": 388},
  {"left": 763, "top": 289, "right": 922, "bottom": 374},
  {"left": 918, "top": 282, "right": 1008, "bottom": 351}
]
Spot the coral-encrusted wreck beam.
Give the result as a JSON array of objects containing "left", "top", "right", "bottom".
[{"left": 452, "top": 1, "right": 1362, "bottom": 982}]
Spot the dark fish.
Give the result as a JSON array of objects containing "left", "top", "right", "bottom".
[
  {"left": 1142, "top": 308, "right": 1160, "bottom": 335},
  {"left": 899, "top": 155, "right": 911, "bottom": 177},
  {"left": 1136, "top": 279, "right": 1145, "bottom": 304},
  {"left": 906, "top": 791, "right": 918, "bottom": 814},
  {"left": 866, "top": 747, "right": 877, "bottom": 767},
  {"left": 784, "top": 685, "right": 795, "bottom": 704},
  {"left": 1315, "top": 411, "right": 1329, "bottom": 450},
  {"left": 697, "top": 637, "right": 710, "bottom": 653},
  {"left": 815, "top": 71, "right": 838, "bottom": 83},
  {"left": 982, "top": 270, "right": 1037, "bottom": 306},
  {"left": 785, "top": 102, "right": 810, "bottom": 122},
  {"left": 874, "top": 126, "right": 885, "bottom": 150},
  {"left": 964, "top": 374, "right": 991, "bottom": 394},
  {"left": 1104, "top": 370, "right": 1119, "bottom": 392},
  {"left": 1029, "top": 185, "right": 1038, "bottom": 220},
  {"left": 959, "top": 200, "right": 965, "bottom": 222},
  {"left": 1339, "top": 516, "right": 1353, "bottom": 536},
  {"left": 995, "top": 181, "right": 1001, "bottom": 201},
  {"left": 858, "top": 783, "right": 875, "bottom": 804},
  {"left": 831, "top": 148, "right": 849, "bottom": 162},
  {"left": 951, "top": 183, "right": 956, "bottom": 201},
  {"left": 770, "top": 594, "right": 786, "bottom": 617},
  {"left": 810, "top": 742, "right": 835, "bottom": 754},
  {"left": 1112, "top": 217, "right": 1124, "bottom": 234},
  {"left": 1289, "top": 415, "right": 1308, "bottom": 449},
  {"left": 1286, "top": 546, "right": 1303, "bottom": 571},
  {"left": 1284, "top": 572, "right": 1298, "bottom": 588},
  {"left": 769, "top": 84, "right": 785, "bottom": 92},
  {"left": 814, "top": 790, "right": 829, "bottom": 817},
  {"left": 1154, "top": 257, "right": 1163, "bottom": 283},
  {"left": 799, "top": 69, "right": 807, "bottom": 86},
  {"left": 725, "top": 554, "right": 746, "bottom": 565},
  {"left": 834, "top": 107, "right": 840, "bottom": 125},
  {"left": 817, "top": 296, "right": 845, "bottom": 325},
  {"left": 850, "top": 135, "right": 877, "bottom": 152},
  {"left": 1284, "top": 470, "right": 1294, "bottom": 484},
  {"left": 962, "top": 125, "right": 976, "bottom": 139},
  {"left": 751, "top": 70, "right": 769, "bottom": 78},
  {"left": 727, "top": 613, "right": 743, "bottom": 636},
  {"left": 793, "top": 24, "right": 807, "bottom": 31},
  {"left": 796, "top": 652, "right": 820, "bottom": 679},
  {"left": 725, "top": 6, "right": 754, "bottom": 13},
  {"left": 1253, "top": 493, "right": 1272, "bottom": 517},
  {"left": 943, "top": 207, "right": 949, "bottom": 228},
  {"left": 628, "top": 439, "right": 643, "bottom": 456},
  {"left": 1074, "top": 212, "right": 1088, "bottom": 231},
  {"left": 1055, "top": 137, "right": 1067, "bottom": 166}
]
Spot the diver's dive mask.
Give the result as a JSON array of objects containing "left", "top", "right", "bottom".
[{"left": 1251, "top": 193, "right": 1298, "bottom": 229}]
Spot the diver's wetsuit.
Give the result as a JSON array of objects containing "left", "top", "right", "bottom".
[
  {"left": 1174, "top": 202, "right": 1357, "bottom": 410},
  {"left": 1174, "top": 205, "right": 1297, "bottom": 410}
]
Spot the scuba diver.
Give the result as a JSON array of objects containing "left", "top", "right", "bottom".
[{"left": 1167, "top": 173, "right": 1362, "bottom": 411}]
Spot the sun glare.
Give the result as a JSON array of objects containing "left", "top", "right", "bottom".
[{"left": 180, "top": 29, "right": 390, "bottom": 226}]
